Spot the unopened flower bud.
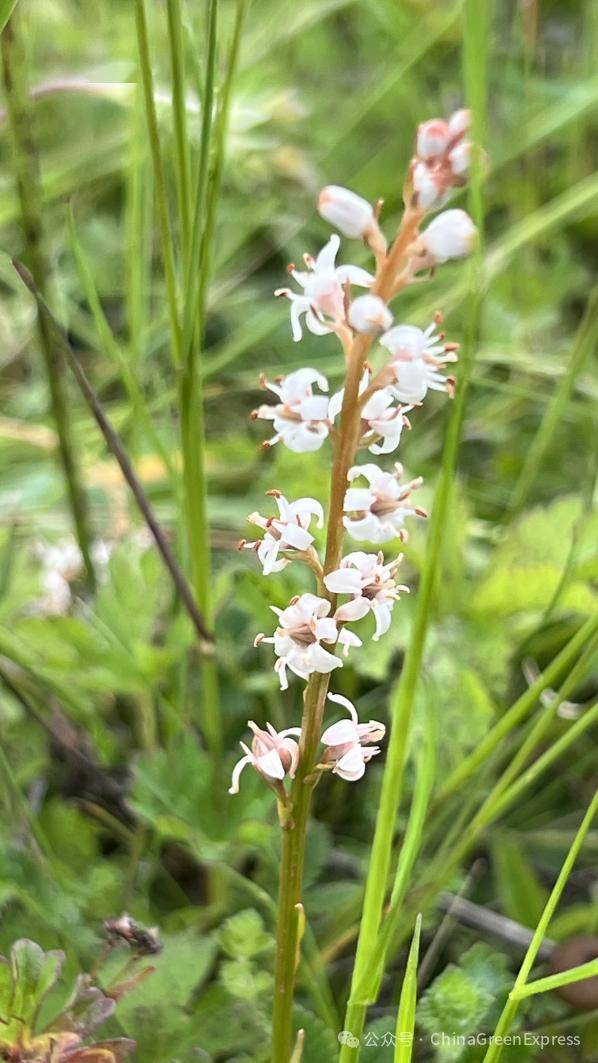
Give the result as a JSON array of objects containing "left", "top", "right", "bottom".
[
  {"left": 421, "top": 209, "right": 477, "bottom": 264},
  {"left": 412, "top": 160, "right": 448, "bottom": 211},
  {"left": 416, "top": 119, "right": 449, "bottom": 160},
  {"left": 447, "top": 108, "right": 471, "bottom": 140},
  {"left": 448, "top": 140, "right": 471, "bottom": 176},
  {"left": 318, "top": 185, "right": 376, "bottom": 239},
  {"left": 348, "top": 294, "right": 393, "bottom": 335}
]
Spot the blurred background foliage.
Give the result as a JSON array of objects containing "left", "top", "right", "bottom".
[{"left": 0, "top": 0, "right": 597, "bottom": 1059}]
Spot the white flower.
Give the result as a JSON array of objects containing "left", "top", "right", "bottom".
[
  {"left": 343, "top": 463, "right": 425, "bottom": 544},
  {"left": 320, "top": 693, "right": 385, "bottom": 781},
  {"left": 329, "top": 370, "right": 413, "bottom": 455},
  {"left": 324, "top": 550, "right": 408, "bottom": 641},
  {"left": 275, "top": 234, "right": 374, "bottom": 342},
  {"left": 255, "top": 592, "right": 362, "bottom": 690},
  {"left": 380, "top": 320, "right": 458, "bottom": 403},
  {"left": 31, "top": 539, "right": 83, "bottom": 615},
  {"left": 318, "top": 185, "right": 375, "bottom": 239},
  {"left": 361, "top": 389, "right": 413, "bottom": 455},
  {"left": 420, "top": 209, "right": 477, "bottom": 264},
  {"left": 253, "top": 367, "right": 331, "bottom": 452},
  {"left": 229, "top": 721, "right": 301, "bottom": 794},
  {"left": 348, "top": 294, "right": 393, "bottom": 335},
  {"left": 241, "top": 491, "right": 324, "bottom": 574}
]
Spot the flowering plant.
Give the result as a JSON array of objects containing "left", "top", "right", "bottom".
[{"left": 230, "top": 109, "right": 478, "bottom": 1058}]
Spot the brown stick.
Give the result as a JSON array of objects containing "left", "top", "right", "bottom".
[{"left": 13, "top": 259, "right": 214, "bottom": 649}]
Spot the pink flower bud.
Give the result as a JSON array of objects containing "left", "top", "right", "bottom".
[
  {"left": 448, "top": 140, "right": 471, "bottom": 176},
  {"left": 318, "top": 185, "right": 375, "bottom": 239},
  {"left": 447, "top": 108, "right": 471, "bottom": 140},
  {"left": 416, "top": 119, "right": 449, "bottom": 160},
  {"left": 412, "top": 160, "right": 448, "bottom": 211},
  {"left": 421, "top": 209, "right": 477, "bottom": 263},
  {"left": 348, "top": 294, "right": 393, "bottom": 335}
]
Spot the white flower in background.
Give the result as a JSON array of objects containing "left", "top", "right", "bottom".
[
  {"left": 380, "top": 320, "right": 458, "bottom": 403},
  {"left": 320, "top": 693, "right": 385, "bottom": 781},
  {"left": 324, "top": 550, "right": 408, "bottom": 641},
  {"left": 31, "top": 539, "right": 83, "bottom": 615},
  {"left": 255, "top": 592, "right": 362, "bottom": 690},
  {"left": 348, "top": 294, "right": 393, "bottom": 335},
  {"left": 420, "top": 209, "right": 477, "bottom": 264},
  {"left": 361, "top": 389, "right": 413, "bottom": 455},
  {"left": 343, "top": 463, "right": 425, "bottom": 544},
  {"left": 241, "top": 491, "right": 324, "bottom": 574},
  {"left": 275, "top": 234, "right": 374, "bottom": 342},
  {"left": 253, "top": 368, "right": 331, "bottom": 452},
  {"left": 412, "top": 109, "right": 472, "bottom": 210},
  {"left": 229, "top": 721, "right": 301, "bottom": 794}
]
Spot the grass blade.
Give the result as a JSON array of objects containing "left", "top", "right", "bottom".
[
  {"left": 512, "top": 957, "right": 598, "bottom": 1001},
  {"left": 508, "top": 284, "right": 598, "bottom": 516},
  {"left": 394, "top": 915, "right": 422, "bottom": 1063},
  {"left": 67, "top": 205, "right": 176, "bottom": 481},
  {"left": 483, "top": 788, "right": 598, "bottom": 1062}
]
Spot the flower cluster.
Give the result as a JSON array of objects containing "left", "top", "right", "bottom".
[
  {"left": 411, "top": 109, "right": 472, "bottom": 210},
  {"left": 231, "top": 110, "right": 478, "bottom": 797}
]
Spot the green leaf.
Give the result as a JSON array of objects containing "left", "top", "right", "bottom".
[
  {"left": 191, "top": 984, "right": 267, "bottom": 1058},
  {"left": 9, "top": 938, "right": 64, "bottom": 1030},
  {"left": 0, "top": 957, "right": 11, "bottom": 1022},
  {"left": 415, "top": 946, "right": 510, "bottom": 1063},
  {"left": 219, "top": 909, "right": 273, "bottom": 960},
  {"left": 470, "top": 562, "right": 596, "bottom": 619},
  {"left": 459, "top": 944, "right": 511, "bottom": 1001},
  {"left": 220, "top": 958, "right": 273, "bottom": 1002},
  {"left": 115, "top": 932, "right": 217, "bottom": 1061}
]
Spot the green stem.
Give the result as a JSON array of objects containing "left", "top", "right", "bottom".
[
  {"left": 178, "top": 0, "right": 219, "bottom": 753},
  {"left": 180, "top": 0, "right": 248, "bottom": 757},
  {"left": 167, "top": 0, "right": 192, "bottom": 261},
  {"left": 271, "top": 675, "right": 329, "bottom": 1063},
  {"left": 134, "top": 0, "right": 223, "bottom": 755},
  {"left": 126, "top": 82, "right": 152, "bottom": 365},
  {"left": 180, "top": 0, "right": 219, "bottom": 620},
  {"left": 67, "top": 205, "right": 176, "bottom": 481},
  {"left": 1, "top": 12, "right": 95, "bottom": 589},
  {"left": 483, "top": 788, "right": 598, "bottom": 1063},
  {"left": 133, "top": 0, "right": 181, "bottom": 363}
]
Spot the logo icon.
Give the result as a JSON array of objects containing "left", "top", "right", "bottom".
[{"left": 338, "top": 1031, "right": 360, "bottom": 1048}]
